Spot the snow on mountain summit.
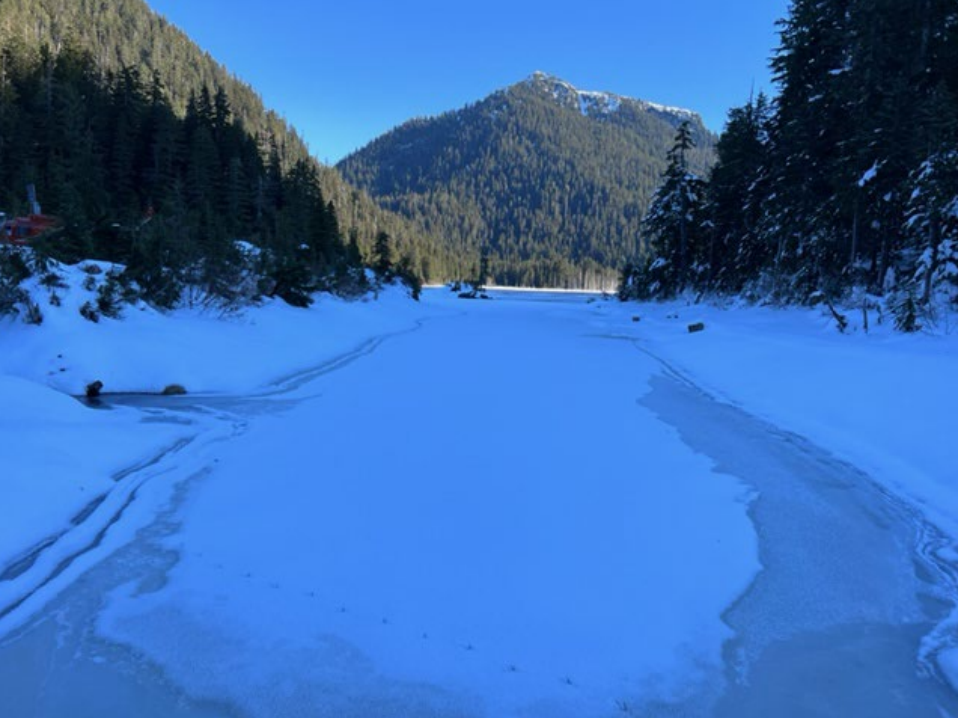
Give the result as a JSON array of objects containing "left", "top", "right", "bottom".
[{"left": 524, "top": 71, "right": 698, "bottom": 121}]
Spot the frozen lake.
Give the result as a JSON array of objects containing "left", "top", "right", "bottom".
[{"left": 1, "top": 290, "right": 956, "bottom": 716}]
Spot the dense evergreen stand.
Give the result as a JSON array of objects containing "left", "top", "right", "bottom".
[{"left": 621, "top": 0, "right": 958, "bottom": 328}]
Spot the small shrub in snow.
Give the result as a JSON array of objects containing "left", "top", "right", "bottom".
[
  {"left": 49, "top": 292, "right": 61, "bottom": 307},
  {"left": 395, "top": 254, "right": 423, "bottom": 301},
  {"left": 822, "top": 297, "right": 849, "bottom": 334},
  {"left": 261, "top": 255, "right": 314, "bottom": 308},
  {"left": 40, "top": 272, "right": 67, "bottom": 290},
  {"left": 0, "top": 281, "right": 26, "bottom": 316},
  {"left": 79, "top": 301, "right": 99, "bottom": 323},
  {"left": 85, "top": 380, "right": 103, "bottom": 398},
  {"left": 82, "top": 274, "right": 97, "bottom": 292},
  {"left": 23, "top": 301, "right": 43, "bottom": 325},
  {"left": 26, "top": 250, "right": 52, "bottom": 277},
  {"left": 332, "top": 266, "right": 371, "bottom": 298},
  {"left": 161, "top": 384, "right": 187, "bottom": 396},
  {"left": 96, "top": 275, "right": 124, "bottom": 319},
  {"left": 892, "top": 292, "right": 922, "bottom": 333},
  {"left": 0, "top": 247, "right": 31, "bottom": 284},
  {"left": 81, "top": 263, "right": 103, "bottom": 275},
  {"left": 0, "top": 248, "right": 30, "bottom": 316}
]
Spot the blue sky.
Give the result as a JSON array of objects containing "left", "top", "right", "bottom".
[{"left": 147, "top": 0, "right": 790, "bottom": 164}]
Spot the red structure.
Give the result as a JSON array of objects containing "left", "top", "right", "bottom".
[
  {"left": 1, "top": 213, "right": 60, "bottom": 245},
  {"left": 0, "top": 185, "right": 60, "bottom": 245}
]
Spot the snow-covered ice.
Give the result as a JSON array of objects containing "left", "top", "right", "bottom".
[
  {"left": 0, "top": 286, "right": 956, "bottom": 716},
  {"left": 92, "top": 296, "right": 759, "bottom": 717},
  {"left": 591, "top": 299, "right": 958, "bottom": 539}
]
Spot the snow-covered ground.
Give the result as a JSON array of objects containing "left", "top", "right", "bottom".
[
  {"left": 0, "top": 375, "right": 192, "bottom": 571},
  {"left": 0, "top": 283, "right": 956, "bottom": 716},
  {"left": 589, "top": 298, "right": 958, "bottom": 539},
  {"left": 0, "top": 262, "right": 429, "bottom": 396},
  {"left": 0, "top": 265, "right": 431, "bottom": 619}
]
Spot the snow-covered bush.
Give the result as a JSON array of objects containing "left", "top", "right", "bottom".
[
  {"left": 23, "top": 301, "right": 43, "bottom": 325},
  {"left": 903, "top": 151, "right": 958, "bottom": 308},
  {"left": 890, "top": 290, "right": 923, "bottom": 333},
  {"left": 96, "top": 273, "right": 126, "bottom": 319},
  {"left": 0, "top": 247, "right": 31, "bottom": 317},
  {"left": 79, "top": 301, "right": 100, "bottom": 323}
]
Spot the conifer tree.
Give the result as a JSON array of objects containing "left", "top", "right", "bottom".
[
  {"left": 641, "top": 121, "right": 706, "bottom": 295},
  {"left": 704, "top": 94, "right": 772, "bottom": 293},
  {"left": 904, "top": 150, "right": 958, "bottom": 306},
  {"left": 346, "top": 228, "right": 364, "bottom": 269},
  {"left": 472, "top": 247, "right": 490, "bottom": 292},
  {"left": 373, "top": 230, "right": 393, "bottom": 278}
]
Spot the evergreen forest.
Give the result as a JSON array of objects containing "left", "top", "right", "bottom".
[
  {"left": 0, "top": 0, "right": 446, "bottom": 310},
  {"left": 621, "top": 0, "right": 958, "bottom": 329},
  {"left": 339, "top": 73, "right": 715, "bottom": 289},
  {"left": 0, "top": 0, "right": 440, "bottom": 262}
]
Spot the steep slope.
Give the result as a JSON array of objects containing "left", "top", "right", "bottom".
[
  {"left": 0, "top": 0, "right": 445, "bottom": 273},
  {"left": 338, "top": 72, "right": 716, "bottom": 288}
]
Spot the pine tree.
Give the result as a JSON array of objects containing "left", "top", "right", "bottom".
[
  {"left": 641, "top": 121, "right": 707, "bottom": 295},
  {"left": 396, "top": 250, "right": 423, "bottom": 300},
  {"left": 904, "top": 150, "right": 958, "bottom": 306},
  {"left": 705, "top": 93, "right": 772, "bottom": 293},
  {"left": 472, "top": 247, "right": 490, "bottom": 292},
  {"left": 373, "top": 230, "right": 393, "bottom": 278},
  {"left": 346, "top": 228, "right": 364, "bottom": 268}
]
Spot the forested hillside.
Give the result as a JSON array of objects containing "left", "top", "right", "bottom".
[
  {"left": 621, "top": 0, "right": 958, "bottom": 329},
  {"left": 0, "top": 0, "right": 448, "bottom": 281},
  {"left": 339, "top": 73, "right": 715, "bottom": 289}
]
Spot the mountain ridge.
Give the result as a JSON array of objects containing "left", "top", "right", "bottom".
[
  {"left": 523, "top": 71, "right": 701, "bottom": 123},
  {"left": 338, "top": 73, "right": 716, "bottom": 288}
]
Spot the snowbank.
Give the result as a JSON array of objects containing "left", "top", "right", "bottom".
[
  {"left": 0, "top": 262, "right": 429, "bottom": 396},
  {"left": 0, "top": 375, "right": 191, "bottom": 569},
  {"left": 0, "top": 263, "right": 435, "bottom": 575},
  {"left": 594, "top": 298, "right": 958, "bottom": 538}
]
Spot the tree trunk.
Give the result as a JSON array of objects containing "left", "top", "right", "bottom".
[
  {"left": 849, "top": 196, "right": 859, "bottom": 275},
  {"left": 922, "top": 213, "right": 941, "bottom": 305}
]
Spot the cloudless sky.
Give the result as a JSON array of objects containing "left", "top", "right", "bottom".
[{"left": 146, "top": 1, "right": 790, "bottom": 164}]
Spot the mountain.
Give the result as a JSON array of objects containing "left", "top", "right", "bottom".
[
  {"left": 0, "top": 0, "right": 446, "bottom": 275},
  {"left": 338, "top": 72, "right": 717, "bottom": 288}
]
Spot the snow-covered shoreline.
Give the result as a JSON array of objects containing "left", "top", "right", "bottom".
[
  {"left": 590, "top": 298, "right": 958, "bottom": 541},
  {"left": 0, "top": 263, "right": 432, "bottom": 396},
  {"left": 4, "top": 284, "right": 956, "bottom": 589},
  {"left": 0, "top": 271, "right": 436, "bottom": 581},
  {"left": 4, "top": 283, "right": 956, "bottom": 581}
]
